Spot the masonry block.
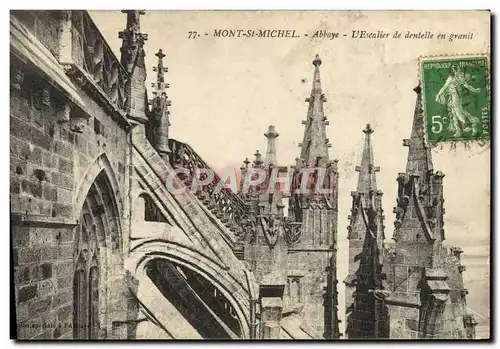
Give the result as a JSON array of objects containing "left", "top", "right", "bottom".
[{"left": 18, "top": 285, "right": 38, "bottom": 303}]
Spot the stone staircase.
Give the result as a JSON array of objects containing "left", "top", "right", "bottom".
[{"left": 168, "top": 138, "right": 250, "bottom": 258}]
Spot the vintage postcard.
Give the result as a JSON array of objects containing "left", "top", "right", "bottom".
[{"left": 9, "top": 10, "right": 490, "bottom": 340}]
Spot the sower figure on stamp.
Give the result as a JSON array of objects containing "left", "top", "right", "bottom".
[{"left": 435, "top": 64, "right": 481, "bottom": 137}]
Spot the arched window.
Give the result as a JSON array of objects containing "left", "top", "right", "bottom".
[
  {"left": 287, "top": 276, "right": 303, "bottom": 304},
  {"left": 139, "top": 194, "right": 170, "bottom": 223},
  {"left": 72, "top": 166, "right": 124, "bottom": 340},
  {"left": 73, "top": 213, "right": 100, "bottom": 339}
]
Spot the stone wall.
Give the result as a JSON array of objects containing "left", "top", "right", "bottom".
[
  {"left": 381, "top": 243, "right": 471, "bottom": 339},
  {"left": 285, "top": 250, "right": 331, "bottom": 337},
  {"left": 10, "top": 10, "right": 134, "bottom": 339},
  {"left": 11, "top": 11, "right": 62, "bottom": 58},
  {"left": 243, "top": 209, "right": 338, "bottom": 339}
]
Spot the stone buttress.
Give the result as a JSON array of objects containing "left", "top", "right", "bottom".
[{"left": 345, "top": 125, "right": 389, "bottom": 338}]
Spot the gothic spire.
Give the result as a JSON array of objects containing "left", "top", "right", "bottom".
[
  {"left": 152, "top": 49, "right": 169, "bottom": 93},
  {"left": 150, "top": 49, "right": 171, "bottom": 110},
  {"left": 356, "top": 124, "right": 380, "bottom": 195},
  {"left": 347, "top": 124, "right": 385, "bottom": 241},
  {"left": 392, "top": 86, "right": 445, "bottom": 244},
  {"left": 264, "top": 125, "right": 279, "bottom": 167},
  {"left": 149, "top": 48, "right": 172, "bottom": 161},
  {"left": 119, "top": 10, "right": 149, "bottom": 123},
  {"left": 253, "top": 150, "right": 263, "bottom": 166},
  {"left": 298, "top": 54, "right": 331, "bottom": 167},
  {"left": 345, "top": 124, "right": 388, "bottom": 339},
  {"left": 404, "top": 85, "right": 434, "bottom": 176}
]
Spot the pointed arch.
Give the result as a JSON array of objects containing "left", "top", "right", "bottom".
[
  {"left": 72, "top": 152, "right": 126, "bottom": 339},
  {"left": 74, "top": 152, "right": 124, "bottom": 225},
  {"left": 133, "top": 192, "right": 171, "bottom": 224},
  {"left": 128, "top": 240, "right": 251, "bottom": 339},
  {"left": 73, "top": 212, "right": 101, "bottom": 339}
]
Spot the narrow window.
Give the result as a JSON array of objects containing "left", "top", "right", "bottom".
[
  {"left": 287, "top": 276, "right": 303, "bottom": 303},
  {"left": 73, "top": 266, "right": 87, "bottom": 339},
  {"left": 73, "top": 219, "right": 100, "bottom": 339},
  {"left": 88, "top": 265, "right": 99, "bottom": 339}
]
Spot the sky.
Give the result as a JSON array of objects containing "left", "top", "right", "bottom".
[{"left": 89, "top": 10, "right": 490, "bottom": 335}]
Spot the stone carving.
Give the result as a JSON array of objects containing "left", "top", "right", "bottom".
[
  {"left": 33, "top": 82, "right": 50, "bottom": 110},
  {"left": 169, "top": 138, "right": 250, "bottom": 240},
  {"left": 283, "top": 218, "right": 302, "bottom": 245},
  {"left": 243, "top": 215, "right": 258, "bottom": 244},
  {"left": 118, "top": 10, "right": 148, "bottom": 73},
  {"left": 259, "top": 214, "right": 280, "bottom": 248},
  {"left": 11, "top": 68, "right": 24, "bottom": 90},
  {"left": 55, "top": 103, "right": 71, "bottom": 123},
  {"left": 385, "top": 246, "right": 397, "bottom": 260},
  {"left": 463, "top": 314, "right": 478, "bottom": 339},
  {"left": 148, "top": 49, "right": 172, "bottom": 158},
  {"left": 70, "top": 115, "right": 86, "bottom": 133},
  {"left": 68, "top": 11, "right": 128, "bottom": 113},
  {"left": 450, "top": 246, "right": 464, "bottom": 258},
  {"left": 393, "top": 193, "right": 409, "bottom": 229}
]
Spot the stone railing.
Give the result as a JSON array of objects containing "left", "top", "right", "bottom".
[
  {"left": 59, "top": 10, "right": 129, "bottom": 118},
  {"left": 169, "top": 138, "right": 250, "bottom": 238},
  {"left": 168, "top": 139, "right": 303, "bottom": 248}
]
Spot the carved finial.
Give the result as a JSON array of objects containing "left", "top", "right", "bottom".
[
  {"left": 152, "top": 48, "right": 169, "bottom": 94},
  {"left": 241, "top": 157, "right": 251, "bottom": 172},
  {"left": 264, "top": 125, "right": 279, "bottom": 139},
  {"left": 148, "top": 47, "right": 172, "bottom": 158},
  {"left": 264, "top": 125, "right": 279, "bottom": 167},
  {"left": 295, "top": 157, "right": 302, "bottom": 168},
  {"left": 355, "top": 122, "right": 379, "bottom": 197},
  {"left": 119, "top": 10, "right": 147, "bottom": 45},
  {"left": 155, "top": 48, "right": 165, "bottom": 60},
  {"left": 363, "top": 123, "right": 374, "bottom": 135},
  {"left": 450, "top": 246, "right": 464, "bottom": 257},
  {"left": 405, "top": 84, "right": 433, "bottom": 174},
  {"left": 119, "top": 10, "right": 148, "bottom": 73},
  {"left": 300, "top": 55, "right": 330, "bottom": 166},
  {"left": 254, "top": 150, "right": 263, "bottom": 166},
  {"left": 313, "top": 54, "right": 322, "bottom": 67},
  {"left": 121, "top": 10, "right": 146, "bottom": 31}
]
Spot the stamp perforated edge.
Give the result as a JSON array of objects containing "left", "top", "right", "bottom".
[{"left": 417, "top": 53, "right": 491, "bottom": 146}]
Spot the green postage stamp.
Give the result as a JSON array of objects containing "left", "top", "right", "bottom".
[{"left": 420, "top": 55, "right": 490, "bottom": 143}]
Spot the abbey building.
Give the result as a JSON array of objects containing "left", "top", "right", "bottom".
[{"left": 10, "top": 10, "right": 477, "bottom": 340}]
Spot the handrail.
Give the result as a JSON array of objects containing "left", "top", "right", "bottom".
[
  {"left": 169, "top": 138, "right": 249, "bottom": 237},
  {"left": 168, "top": 138, "right": 301, "bottom": 246}
]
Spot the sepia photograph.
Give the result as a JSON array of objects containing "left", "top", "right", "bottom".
[{"left": 9, "top": 9, "right": 490, "bottom": 340}]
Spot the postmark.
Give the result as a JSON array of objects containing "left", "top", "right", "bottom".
[{"left": 420, "top": 55, "right": 490, "bottom": 143}]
